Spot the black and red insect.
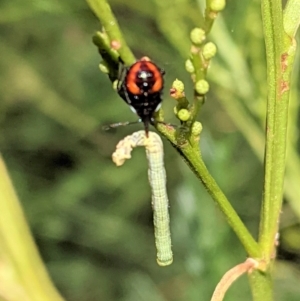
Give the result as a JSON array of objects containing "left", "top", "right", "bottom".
[{"left": 117, "top": 56, "right": 165, "bottom": 136}]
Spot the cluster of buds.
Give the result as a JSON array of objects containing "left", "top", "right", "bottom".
[
  {"left": 170, "top": 79, "right": 203, "bottom": 139},
  {"left": 169, "top": 0, "right": 226, "bottom": 142}
]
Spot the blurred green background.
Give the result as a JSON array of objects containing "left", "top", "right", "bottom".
[{"left": 1, "top": 0, "right": 300, "bottom": 300}]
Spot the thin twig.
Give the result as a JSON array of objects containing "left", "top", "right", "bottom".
[{"left": 211, "top": 258, "right": 259, "bottom": 301}]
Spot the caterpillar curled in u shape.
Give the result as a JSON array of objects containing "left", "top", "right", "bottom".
[{"left": 112, "top": 130, "right": 173, "bottom": 266}]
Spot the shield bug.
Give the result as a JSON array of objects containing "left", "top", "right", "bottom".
[{"left": 116, "top": 57, "right": 165, "bottom": 136}]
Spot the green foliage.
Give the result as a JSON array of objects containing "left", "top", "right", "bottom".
[{"left": 0, "top": 0, "right": 300, "bottom": 300}]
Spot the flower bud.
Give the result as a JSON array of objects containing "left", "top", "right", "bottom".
[
  {"left": 185, "top": 59, "right": 195, "bottom": 73},
  {"left": 202, "top": 42, "right": 217, "bottom": 60},
  {"left": 195, "top": 79, "right": 210, "bottom": 95},
  {"left": 173, "top": 106, "right": 178, "bottom": 115},
  {"left": 210, "top": 0, "right": 226, "bottom": 12},
  {"left": 173, "top": 79, "right": 185, "bottom": 93},
  {"left": 191, "top": 121, "right": 203, "bottom": 136},
  {"left": 113, "top": 80, "right": 118, "bottom": 90},
  {"left": 99, "top": 61, "right": 109, "bottom": 73},
  {"left": 170, "top": 79, "right": 185, "bottom": 99},
  {"left": 177, "top": 109, "right": 191, "bottom": 121},
  {"left": 190, "top": 28, "right": 206, "bottom": 45}
]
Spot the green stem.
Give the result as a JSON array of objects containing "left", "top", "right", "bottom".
[
  {"left": 183, "top": 147, "right": 261, "bottom": 258},
  {"left": 248, "top": 269, "right": 273, "bottom": 301},
  {"left": 190, "top": 49, "right": 206, "bottom": 120},
  {"left": 204, "top": 0, "right": 218, "bottom": 33},
  {"left": 157, "top": 124, "right": 261, "bottom": 258},
  {"left": 92, "top": 31, "right": 120, "bottom": 80},
  {"left": 259, "top": 0, "right": 290, "bottom": 261},
  {"left": 283, "top": 0, "right": 300, "bottom": 38},
  {"left": 0, "top": 155, "right": 65, "bottom": 301},
  {"left": 86, "top": 0, "right": 135, "bottom": 65}
]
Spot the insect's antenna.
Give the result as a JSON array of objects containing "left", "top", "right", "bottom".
[{"left": 102, "top": 120, "right": 142, "bottom": 132}]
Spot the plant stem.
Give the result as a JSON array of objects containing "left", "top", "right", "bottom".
[
  {"left": 204, "top": 0, "right": 218, "bottom": 33},
  {"left": 157, "top": 123, "right": 261, "bottom": 258},
  {"left": 183, "top": 147, "right": 261, "bottom": 258},
  {"left": 261, "top": 0, "right": 300, "bottom": 250},
  {"left": 248, "top": 269, "right": 273, "bottom": 301},
  {"left": 0, "top": 155, "right": 65, "bottom": 301},
  {"left": 251, "top": 0, "right": 300, "bottom": 296},
  {"left": 259, "top": 0, "right": 290, "bottom": 261},
  {"left": 190, "top": 46, "right": 206, "bottom": 120},
  {"left": 86, "top": 0, "right": 135, "bottom": 65}
]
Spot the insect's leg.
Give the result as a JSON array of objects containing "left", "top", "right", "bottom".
[
  {"left": 102, "top": 119, "right": 142, "bottom": 131},
  {"left": 116, "top": 57, "right": 127, "bottom": 92},
  {"left": 152, "top": 119, "right": 177, "bottom": 129}
]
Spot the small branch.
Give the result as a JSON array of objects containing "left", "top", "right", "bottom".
[
  {"left": 184, "top": 148, "right": 261, "bottom": 258},
  {"left": 204, "top": 0, "right": 226, "bottom": 33},
  {"left": 86, "top": 0, "right": 135, "bottom": 65},
  {"left": 0, "top": 155, "right": 65, "bottom": 301},
  {"left": 92, "top": 31, "right": 119, "bottom": 81},
  {"left": 211, "top": 258, "right": 259, "bottom": 301},
  {"left": 157, "top": 123, "right": 261, "bottom": 258}
]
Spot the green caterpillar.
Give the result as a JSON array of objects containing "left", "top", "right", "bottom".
[{"left": 112, "top": 131, "right": 173, "bottom": 266}]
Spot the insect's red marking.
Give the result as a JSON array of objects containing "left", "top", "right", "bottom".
[
  {"left": 126, "top": 61, "right": 144, "bottom": 94},
  {"left": 116, "top": 57, "right": 165, "bottom": 136}
]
